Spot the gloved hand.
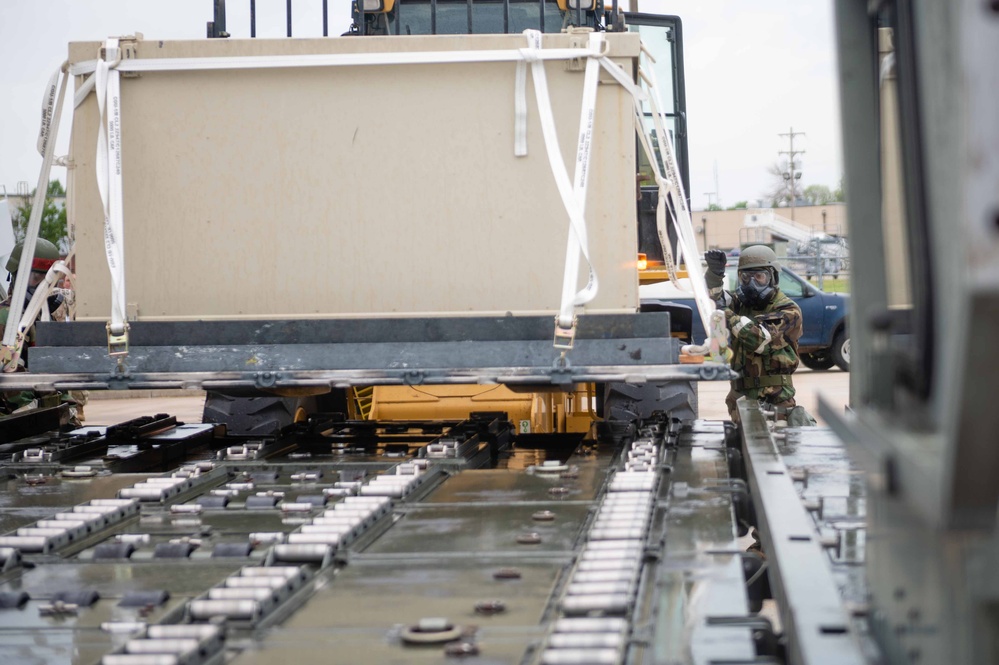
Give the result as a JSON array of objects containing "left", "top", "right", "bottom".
[
  {"left": 47, "top": 292, "right": 64, "bottom": 315},
  {"left": 704, "top": 249, "right": 728, "bottom": 276},
  {"left": 713, "top": 290, "right": 733, "bottom": 309}
]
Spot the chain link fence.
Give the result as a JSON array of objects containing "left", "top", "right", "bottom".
[{"left": 784, "top": 252, "right": 850, "bottom": 292}]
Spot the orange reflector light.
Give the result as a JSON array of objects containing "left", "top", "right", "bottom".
[{"left": 636, "top": 253, "right": 648, "bottom": 271}]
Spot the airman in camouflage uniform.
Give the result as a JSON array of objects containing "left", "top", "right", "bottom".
[
  {"left": 704, "top": 245, "right": 812, "bottom": 425},
  {"left": 0, "top": 239, "right": 78, "bottom": 417}
]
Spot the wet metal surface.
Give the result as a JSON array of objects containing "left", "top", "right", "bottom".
[
  {"left": 232, "top": 560, "right": 561, "bottom": 664},
  {"left": 637, "top": 420, "right": 756, "bottom": 664},
  {"left": 0, "top": 561, "right": 241, "bottom": 665},
  {"left": 0, "top": 409, "right": 764, "bottom": 664},
  {"left": 739, "top": 402, "right": 867, "bottom": 664},
  {"left": 0, "top": 474, "right": 151, "bottom": 534},
  {"left": 778, "top": 427, "right": 869, "bottom": 608}
]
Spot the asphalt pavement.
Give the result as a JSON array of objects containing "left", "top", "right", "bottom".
[{"left": 697, "top": 366, "right": 849, "bottom": 425}]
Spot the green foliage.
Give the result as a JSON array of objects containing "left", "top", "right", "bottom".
[
  {"left": 802, "top": 184, "right": 835, "bottom": 205},
  {"left": 706, "top": 203, "right": 723, "bottom": 211},
  {"left": 727, "top": 201, "right": 748, "bottom": 210},
  {"left": 818, "top": 277, "right": 850, "bottom": 293},
  {"left": 833, "top": 176, "right": 845, "bottom": 202},
  {"left": 12, "top": 180, "right": 68, "bottom": 250}
]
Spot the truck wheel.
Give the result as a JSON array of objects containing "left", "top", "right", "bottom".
[
  {"left": 831, "top": 330, "right": 850, "bottom": 372},
  {"left": 203, "top": 393, "right": 316, "bottom": 436},
  {"left": 603, "top": 380, "right": 698, "bottom": 423},
  {"left": 800, "top": 352, "right": 834, "bottom": 371}
]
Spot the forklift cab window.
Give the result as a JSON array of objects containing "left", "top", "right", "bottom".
[
  {"left": 627, "top": 15, "right": 687, "bottom": 197},
  {"left": 383, "top": 0, "right": 564, "bottom": 35}
]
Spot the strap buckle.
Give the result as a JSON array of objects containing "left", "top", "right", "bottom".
[
  {"left": 106, "top": 322, "right": 130, "bottom": 357},
  {"left": 553, "top": 315, "right": 577, "bottom": 351}
]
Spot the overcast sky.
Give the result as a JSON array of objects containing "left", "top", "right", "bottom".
[{"left": 0, "top": 0, "right": 842, "bottom": 210}]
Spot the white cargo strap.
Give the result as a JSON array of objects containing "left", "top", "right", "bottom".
[
  {"left": 3, "top": 262, "right": 71, "bottom": 372},
  {"left": 1, "top": 64, "right": 69, "bottom": 360},
  {"left": 68, "top": 44, "right": 621, "bottom": 77},
  {"left": 37, "top": 70, "right": 61, "bottom": 157},
  {"left": 511, "top": 31, "right": 639, "bottom": 161},
  {"left": 634, "top": 45, "right": 719, "bottom": 352},
  {"left": 557, "top": 31, "right": 604, "bottom": 331},
  {"left": 634, "top": 123, "right": 680, "bottom": 281},
  {"left": 74, "top": 72, "right": 97, "bottom": 110},
  {"left": 515, "top": 31, "right": 648, "bottom": 346},
  {"left": 638, "top": 74, "right": 698, "bottom": 285},
  {"left": 517, "top": 31, "right": 601, "bottom": 343},
  {"left": 95, "top": 38, "right": 129, "bottom": 357}
]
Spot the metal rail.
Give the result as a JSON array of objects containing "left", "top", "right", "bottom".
[
  {"left": 738, "top": 398, "right": 865, "bottom": 665},
  {"left": 17, "top": 314, "right": 734, "bottom": 391},
  {"left": 0, "top": 364, "right": 733, "bottom": 393}
]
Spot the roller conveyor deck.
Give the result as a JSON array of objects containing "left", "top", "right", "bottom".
[{"left": 0, "top": 409, "right": 788, "bottom": 664}]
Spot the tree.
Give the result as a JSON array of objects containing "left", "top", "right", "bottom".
[
  {"left": 802, "top": 184, "right": 835, "bottom": 205},
  {"left": 833, "top": 176, "right": 845, "bottom": 202},
  {"left": 706, "top": 203, "right": 723, "bottom": 212},
  {"left": 12, "top": 180, "right": 68, "bottom": 251},
  {"left": 727, "top": 201, "right": 748, "bottom": 210},
  {"left": 763, "top": 159, "right": 798, "bottom": 207}
]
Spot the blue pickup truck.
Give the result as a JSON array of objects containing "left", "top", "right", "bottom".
[{"left": 640, "top": 265, "right": 850, "bottom": 371}]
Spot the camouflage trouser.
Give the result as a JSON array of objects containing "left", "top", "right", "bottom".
[
  {"left": 2, "top": 390, "right": 86, "bottom": 426},
  {"left": 68, "top": 390, "right": 88, "bottom": 423},
  {"left": 2, "top": 390, "right": 37, "bottom": 413},
  {"left": 725, "top": 390, "right": 814, "bottom": 426}
]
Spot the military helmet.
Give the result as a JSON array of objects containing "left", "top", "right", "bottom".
[
  {"left": 737, "top": 245, "right": 779, "bottom": 271},
  {"left": 6, "top": 238, "right": 61, "bottom": 274}
]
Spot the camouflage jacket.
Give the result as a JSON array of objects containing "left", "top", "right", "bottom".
[
  {"left": 706, "top": 271, "right": 802, "bottom": 403},
  {"left": 727, "top": 292, "right": 802, "bottom": 403},
  {"left": 0, "top": 302, "right": 32, "bottom": 410},
  {"left": 0, "top": 295, "right": 73, "bottom": 412},
  {"left": 0, "top": 290, "right": 71, "bottom": 336}
]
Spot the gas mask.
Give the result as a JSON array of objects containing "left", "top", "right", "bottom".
[
  {"left": 22, "top": 271, "right": 44, "bottom": 304},
  {"left": 736, "top": 268, "right": 776, "bottom": 308},
  {"left": 16, "top": 271, "right": 63, "bottom": 314}
]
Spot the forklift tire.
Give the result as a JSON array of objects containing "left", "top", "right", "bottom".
[
  {"left": 202, "top": 393, "right": 316, "bottom": 437},
  {"left": 603, "top": 380, "right": 698, "bottom": 423}
]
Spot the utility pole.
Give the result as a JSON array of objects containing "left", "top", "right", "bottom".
[
  {"left": 713, "top": 160, "right": 720, "bottom": 208},
  {"left": 779, "top": 127, "right": 805, "bottom": 220}
]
